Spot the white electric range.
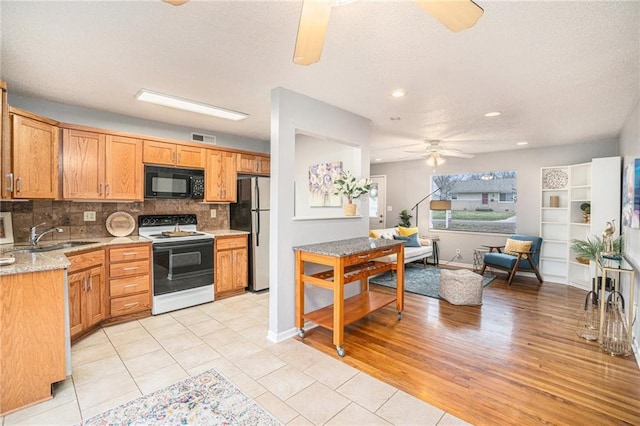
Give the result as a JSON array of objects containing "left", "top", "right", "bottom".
[{"left": 138, "top": 214, "right": 214, "bottom": 315}]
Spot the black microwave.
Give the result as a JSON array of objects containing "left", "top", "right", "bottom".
[{"left": 144, "top": 165, "right": 205, "bottom": 199}]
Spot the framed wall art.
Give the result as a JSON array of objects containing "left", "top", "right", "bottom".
[
  {"left": 0, "top": 212, "right": 14, "bottom": 245},
  {"left": 308, "top": 161, "right": 343, "bottom": 207},
  {"left": 622, "top": 158, "right": 640, "bottom": 229}
]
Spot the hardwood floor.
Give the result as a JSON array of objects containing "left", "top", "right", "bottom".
[{"left": 297, "top": 273, "right": 640, "bottom": 425}]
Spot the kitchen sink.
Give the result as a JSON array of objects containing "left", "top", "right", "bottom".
[{"left": 7, "top": 241, "right": 98, "bottom": 253}]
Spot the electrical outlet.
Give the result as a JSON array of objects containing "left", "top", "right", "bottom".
[
  {"left": 387, "top": 206, "right": 393, "bottom": 212},
  {"left": 210, "top": 209, "right": 217, "bottom": 218},
  {"left": 83, "top": 211, "right": 96, "bottom": 221},
  {"left": 456, "top": 249, "right": 461, "bottom": 256}
]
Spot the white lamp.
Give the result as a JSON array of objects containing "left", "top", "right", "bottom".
[{"left": 426, "top": 153, "right": 446, "bottom": 167}]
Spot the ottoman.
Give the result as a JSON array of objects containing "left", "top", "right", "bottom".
[{"left": 439, "top": 269, "right": 483, "bottom": 305}]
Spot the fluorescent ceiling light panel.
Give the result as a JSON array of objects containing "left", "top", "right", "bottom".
[{"left": 135, "top": 89, "right": 248, "bottom": 121}]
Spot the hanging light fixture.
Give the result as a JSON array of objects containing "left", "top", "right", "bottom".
[{"left": 426, "top": 153, "right": 445, "bottom": 167}]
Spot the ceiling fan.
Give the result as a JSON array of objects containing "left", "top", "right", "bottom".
[
  {"left": 403, "top": 140, "right": 475, "bottom": 166},
  {"left": 161, "top": 0, "right": 483, "bottom": 66},
  {"left": 294, "top": 0, "right": 484, "bottom": 65}
]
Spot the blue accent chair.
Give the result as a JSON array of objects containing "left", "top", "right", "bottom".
[{"left": 480, "top": 235, "right": 543, "bottom": 286}]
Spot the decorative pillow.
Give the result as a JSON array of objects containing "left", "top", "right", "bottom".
[
  {"left": 504, "top": 239, "right": 532, "bottom": 256},
  {"left": 398, "top": 226, "right": 419, "bottom": 237},
  {"left": 369, "top": 230, "right": 380, "bottom": 238},
  {"left": 393, "top": 233, "right": 421, "bottom": 247}
]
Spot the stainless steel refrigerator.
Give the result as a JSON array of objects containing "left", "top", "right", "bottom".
[{"left": 230, "top": 176, "right": 270, "bottom": 291}]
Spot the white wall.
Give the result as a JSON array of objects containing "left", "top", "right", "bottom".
[
  {"left": 371, "top": 140, "right": 618, "bottom": 265},
  {"left": 269, "top": 88, "right": 371, "bottom": 342},
  {"left": 618, "top": 97, "right": 640, "bottom": 357},
  {"left": 8, "top": 95, "right": 269, "bottom": 153}
]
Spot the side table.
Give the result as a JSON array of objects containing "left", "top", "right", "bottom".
[
  {"left": 424, "top": 234, "right": 439, "bottom": 265},
  {"left": 473, "top": 247, "right": 489, "bottom": 272}
]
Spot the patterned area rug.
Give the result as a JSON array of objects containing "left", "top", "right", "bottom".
[
  {"left": 370, "top": 264, "right": 496, "bottom": 299},
  {"left": 79, "top": 369, "right": 281, "bottom": 426}
]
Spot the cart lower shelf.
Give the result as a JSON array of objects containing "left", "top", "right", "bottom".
[{"left": 303, "top": 290, "right": 396, "bottom": 330}]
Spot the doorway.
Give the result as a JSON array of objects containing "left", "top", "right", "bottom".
[{"left": 369, "top": 175, "right": 386, "bottom": 229}]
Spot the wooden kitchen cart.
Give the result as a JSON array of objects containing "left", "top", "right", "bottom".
[{"left": 294, "top": 237, "right": 404, "bottom": 357}]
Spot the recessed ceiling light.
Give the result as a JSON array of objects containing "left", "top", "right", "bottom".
[
  {"left": 517, "top": 141, "right": 529, "bottom": 146},
  {"left": 135, "top": 89, "right": 248, "bottom": 121},
  {"left": 484, "top": 111, "right": 502, "bottom": 117},
  {"left": 391, "top": 89, "right": 406, "bottom": 98},
  {"left": 375, "top": 158, "right": 382, "bottom": 162},
  {"left": 390, "top": 117, "right": 401, "bottom": 121}
]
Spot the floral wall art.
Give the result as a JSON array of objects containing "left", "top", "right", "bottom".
[
  {"left": 308, "top": 161, "right": 343, "bottom": 207},
  {"left": 622, "top": 158, "right": 640, "bottom": 229}
]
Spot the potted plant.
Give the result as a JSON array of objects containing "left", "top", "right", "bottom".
[
  {"left": 580, "top": 202, "right": 591, "bottom": 223},
  {"left": 332, "top": 170, "right": 372, "bottom": 216},
  {"left": 398, "top": 209, "right": 412, "bottom": 227},
  {"left": 570, "top": 235, "right": 623, "bottom": 265}
]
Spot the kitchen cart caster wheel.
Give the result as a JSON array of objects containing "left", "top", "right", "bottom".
[
  {"left": 336, "top": 346, "right": 345, "bottom": 357},
  {"left": 398, "top": 311, "right": 403, "bottom": 319},
  {"left": 298, "top": 328, "right": 305, "bottom": 339}
]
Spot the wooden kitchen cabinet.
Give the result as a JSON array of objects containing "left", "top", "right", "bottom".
[
  {"left": 67, "top": 249, "right": 106, "bottom": 341},
  {"left": 107, "top": 243, "right": 151, "bottom": 320},
  {"left": 9, "top": 109, "right": 59, "bottom": 199},
  {"left": 215, "top": 234, "right": 248, "bottom": 299},
  {"left": 143, "top": 140, "right": 204, "bottom": 168},
  {"left": 0, "top": 269, "right": 66, "bottom": 415},
  {"left": 237, "top": 152, "right": 270, "bottom": 175},
  {"left": 205, "top": 149, "right": 237, "bottom": 202},
  {"left": 62, "top": 128, "right": 142, "bottom": 201},
  {"left": 0, "top": 81, "right": 9, "bottom": 199}
]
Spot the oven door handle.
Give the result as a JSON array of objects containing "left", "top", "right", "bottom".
[{"left": 153, "top": 240, "right": 213, "bottom": 252}]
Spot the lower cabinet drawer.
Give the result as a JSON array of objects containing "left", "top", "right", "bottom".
[
  {"left": 110, "top": 275, "right": 150, "bottom": 297},
  {"left": 109, "top": 260, "right": 150, "bottom": 278},
  {"left": 111, "top": 293, "right": 150, "bottom": 316}
]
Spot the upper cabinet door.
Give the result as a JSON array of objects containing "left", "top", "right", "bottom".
[
  {"left": 142, "top": 140, "right": 176, "bottom": 166},
  {"left": 105, "top": 135, "right": 142, "bottom": 201},
  {"left": 12, "top": 114, "right": 59, "bottom": 199},
  {"left": 205, "top": 149, "right": 237, "bottom": 202},
  {"left": 236, "top": 153, "right": 270, "bottom": 176},
  {"left": 63, "top": 129, "right": 105, "bottom": 199},
  {"left": 176, "top": 146, "right": 204, "bottom": 168}
]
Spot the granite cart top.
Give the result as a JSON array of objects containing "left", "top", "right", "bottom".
[{"left": 293, "top": 237, "right": 403, "bottom": 257}]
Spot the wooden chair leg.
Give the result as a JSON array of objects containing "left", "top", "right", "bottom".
[
  {"left": 530, "top": 259, "right": 543, "bottom": 283},
  {"left": 480, "top": 264, "right": 487, "bottom": 275},
  {"left": 507, "top": 254, "right": 524, "bottom": 286}
]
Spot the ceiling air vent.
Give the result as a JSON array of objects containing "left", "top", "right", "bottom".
[{"left": 191, "top": 132, "right": 216, "bottom": 144}]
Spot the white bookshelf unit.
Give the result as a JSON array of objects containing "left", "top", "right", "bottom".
[{"left": 539, "top": 157, "right": 621, "bottom": 289}]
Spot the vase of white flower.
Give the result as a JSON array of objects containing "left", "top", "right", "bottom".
[{"left": 332, "top": 170, "right": 372, "bottom": 216}]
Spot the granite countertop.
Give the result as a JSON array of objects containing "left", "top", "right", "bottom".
[
  {"left": 0, "top": 230, "right": 248, "bottom": 276},
  {"left": 0, "top": 236, "right": 149, "bottom": 277},
  {"left": 203, "top": 229, "right": 249, "bottom": 237},
  {"left": 293, "top": 237, "right": 403, "bottom": 257}
]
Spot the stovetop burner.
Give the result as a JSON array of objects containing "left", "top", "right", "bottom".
[{"left": 138, "top": 214, "right": 213, "bottom": 243}]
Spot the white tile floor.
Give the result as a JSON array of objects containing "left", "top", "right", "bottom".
[{"left": 1, "top": 292, "right": 469, "bottom": 426}]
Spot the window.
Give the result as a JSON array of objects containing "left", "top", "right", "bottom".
[{"left": 431, "top": 171, "right": 517, "bottom": 234}]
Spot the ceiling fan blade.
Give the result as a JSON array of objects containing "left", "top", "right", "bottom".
[
  {"left": 293, "top": 0, "right": 333, "bottom": 65},
  {"left": 162, "top": 0, "right": 189, "bottom": 5},
  {"left": 441, "top": 150, "right": 475, "bottom": 158},
  {"left": 414, "top": 0, "right": 483, "bottom": 32}
]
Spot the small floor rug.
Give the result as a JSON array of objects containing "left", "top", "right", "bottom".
[
  {"left": 369, "top": 264, "right": 496, "bottom": 299},
  {"left": 79, "top": 369, "right": 281, "bottom": 426}
]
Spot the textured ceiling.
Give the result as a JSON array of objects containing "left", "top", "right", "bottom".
[{"left": 1, "top": 1, "right": 639, "bottom": 163}]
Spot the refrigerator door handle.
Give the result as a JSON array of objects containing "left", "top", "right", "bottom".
[{"left": 254, "top": 178, "right": 260, "bottom": 246}]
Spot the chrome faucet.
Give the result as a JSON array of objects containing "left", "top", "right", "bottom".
[{"left": 30, "top": 223, "right": 64, "bottom": 246}]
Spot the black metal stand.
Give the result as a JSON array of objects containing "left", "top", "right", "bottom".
[{"left": 410, "top": 187, "right": 441, "bottom": 227}]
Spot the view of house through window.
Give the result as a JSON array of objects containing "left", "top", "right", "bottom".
[{"left": 430, "top": 171, "right": 517, "bottom": 234}]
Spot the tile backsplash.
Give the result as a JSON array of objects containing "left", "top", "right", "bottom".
[{"left": 0, "top": 200, "right": 229, "bottom": 243}]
